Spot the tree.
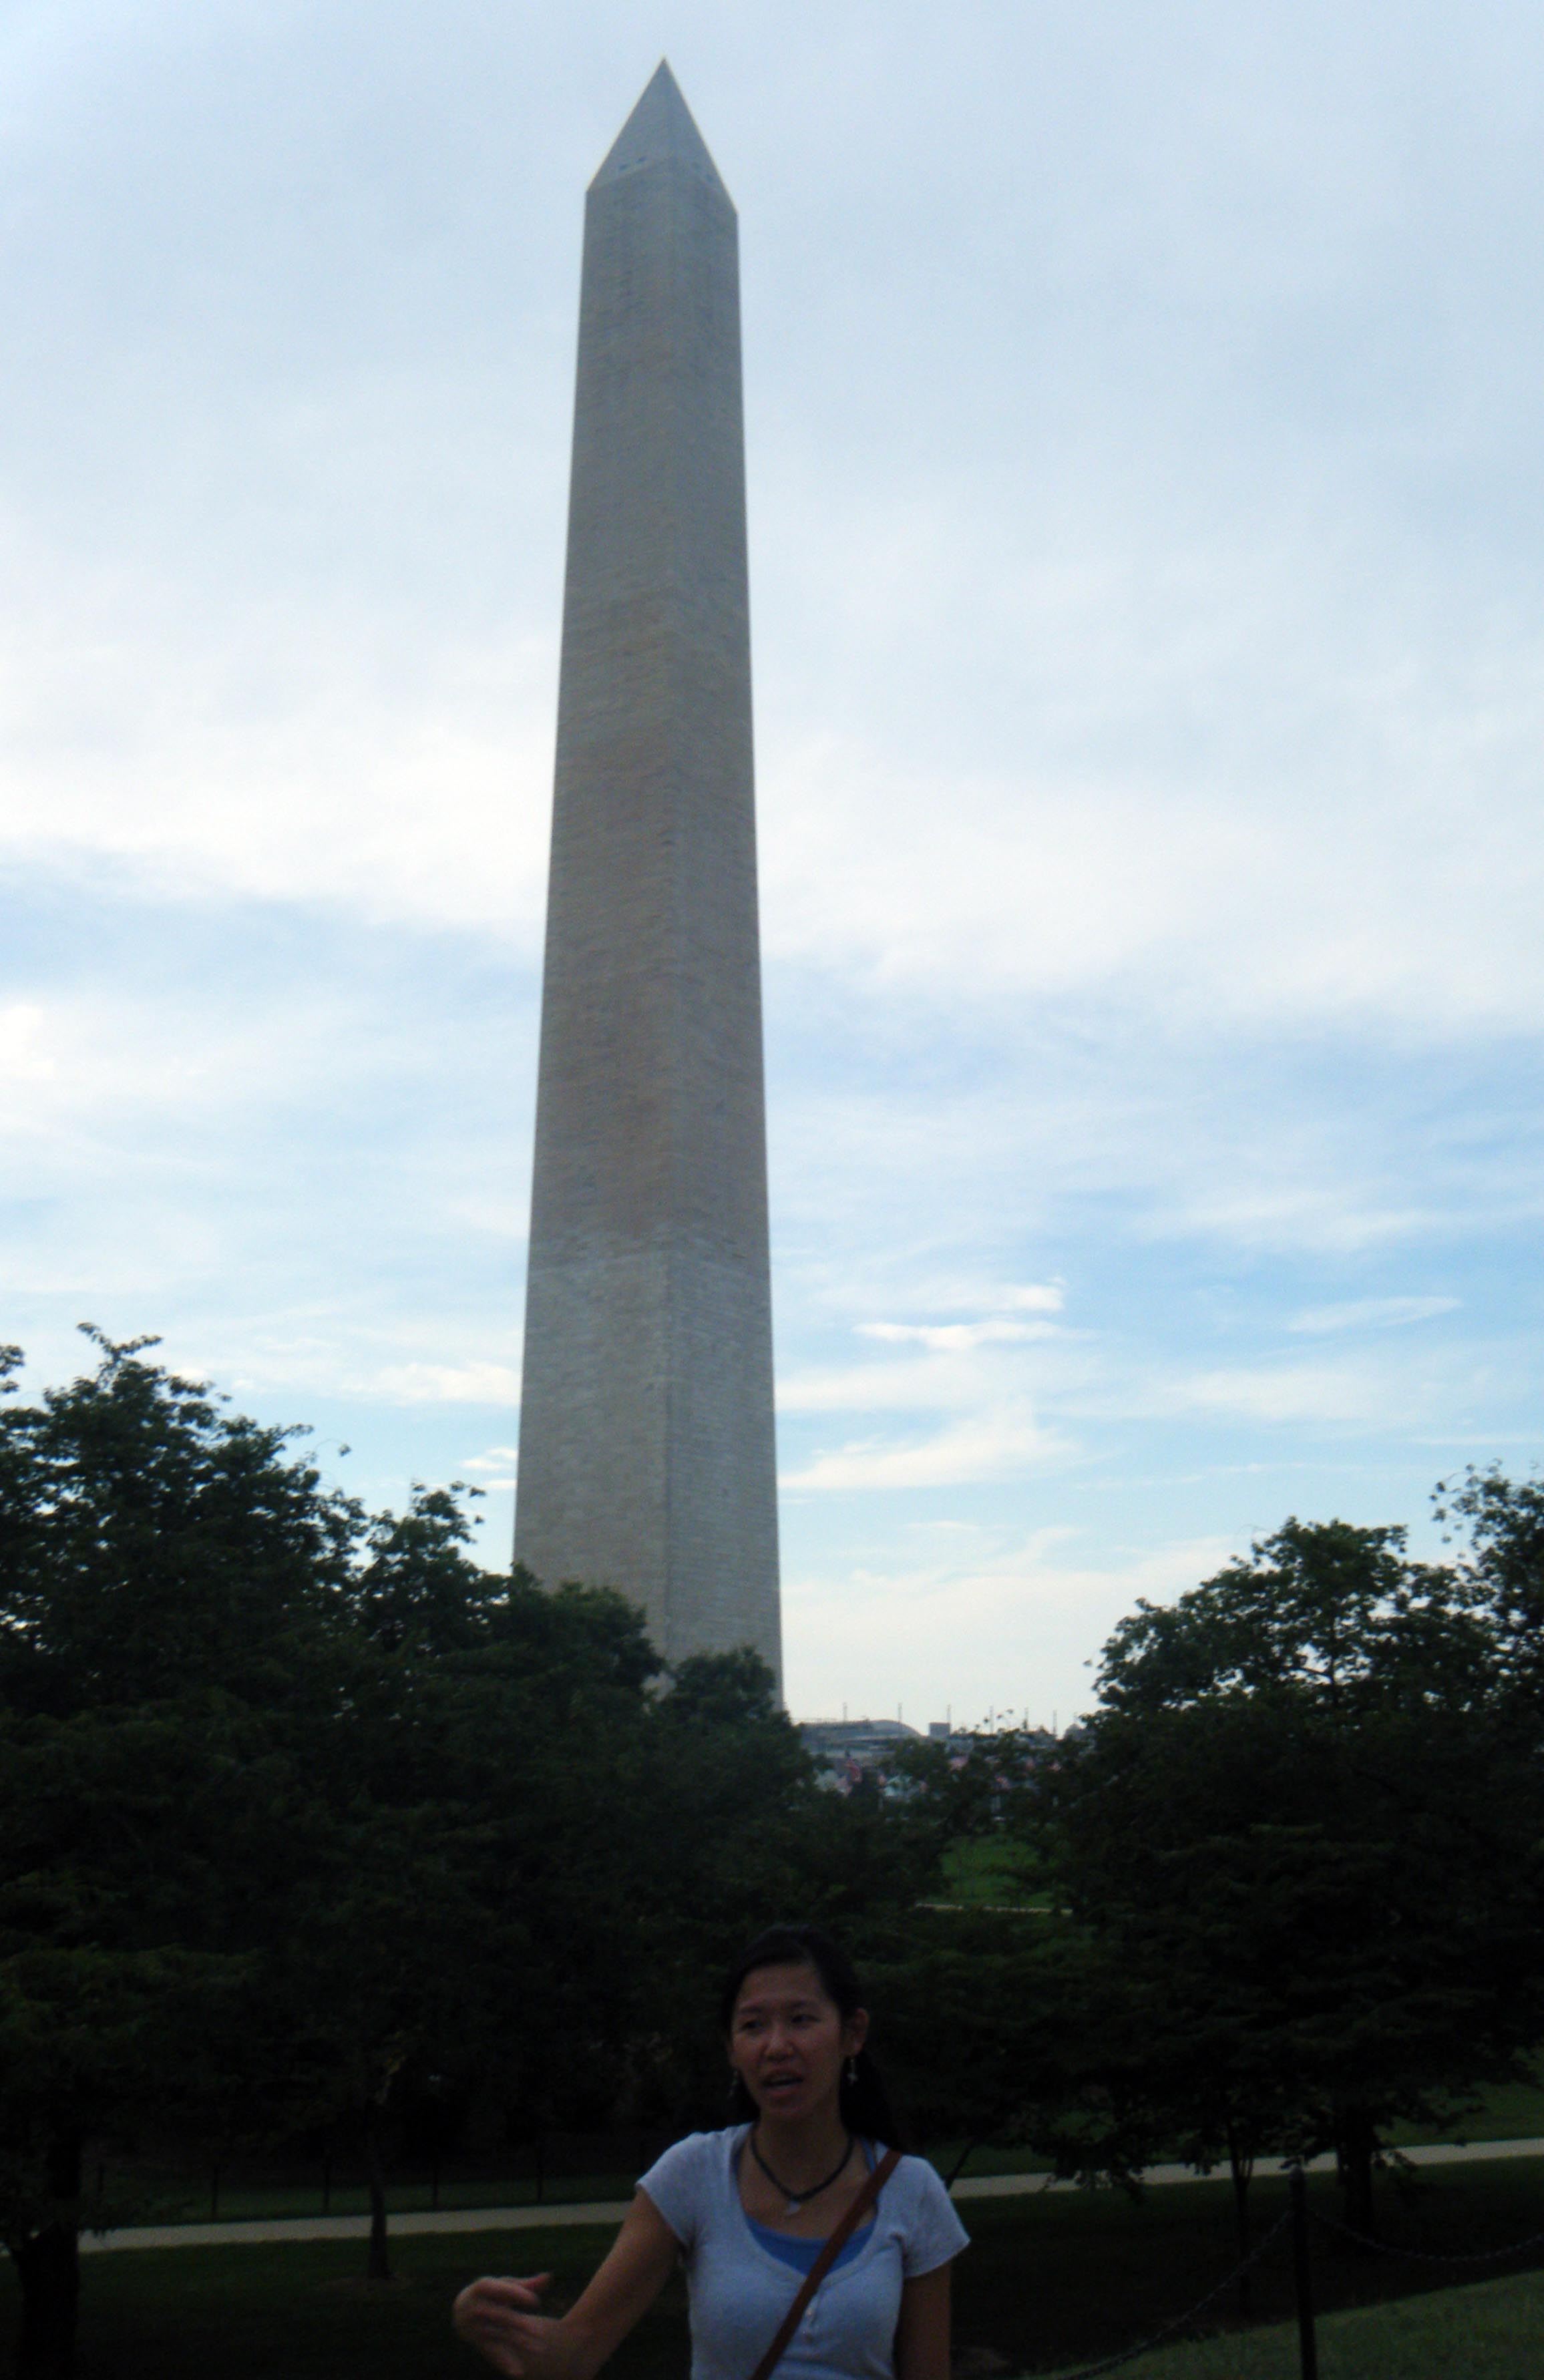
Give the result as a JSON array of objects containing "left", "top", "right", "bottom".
[
  {"left": 270, "top": 1483, "right": 685, "bottom": 2268},
  {"left": 0, "top": 1332, "right": 952, "bottom": 2370},
  {"left": 0, "top": 1338, "right": 675, "bottom": 2350},
  {"left": 1049, "top": 1519, "right": 1544, "bottom": 2235},
  {"left": 1436, "top": 1463, "right": 1544, "bottom": 1717},
  {"left": 0, "top": 1332, "right": 370, "bottom": 2373}
]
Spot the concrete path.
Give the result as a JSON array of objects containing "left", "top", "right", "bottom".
[
  {"left": 81, "top": 2198, "right": 637, "bottom": 2254},
  {"left": 79, "top": 2137, "right": 1544, "bottom": 2254},
  {"left": 953, "top": 2136, "right": 1544, "bottom": 2198}
]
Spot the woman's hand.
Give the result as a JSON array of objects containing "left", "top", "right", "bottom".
[
  {"left": 452, "top": 2194, "right": 681, "bottom": 2379},
  {"left": 452, "top": 2272, "right": 564, "bottom": 2378}
]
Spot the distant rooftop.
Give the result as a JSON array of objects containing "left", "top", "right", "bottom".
[{"left": 798, "top": 1718, "right": 921, "bottom": 1742}]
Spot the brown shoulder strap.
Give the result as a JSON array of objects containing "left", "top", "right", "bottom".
[{"left": 746, "top": 2147, "right": 903, "bottom": 2380}]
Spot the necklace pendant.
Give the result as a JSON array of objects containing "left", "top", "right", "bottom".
[{"left": 787, "top": 2199, "right": 800, "bottom": 2216}]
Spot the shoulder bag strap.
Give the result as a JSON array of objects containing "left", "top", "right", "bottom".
[{"left": 745, "top": 2146, "right": 904, "bottom": 2380}]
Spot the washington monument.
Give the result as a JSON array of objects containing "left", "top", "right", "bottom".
[{"left": 514, "top": 64, "right": 782, "bottom": 1688}]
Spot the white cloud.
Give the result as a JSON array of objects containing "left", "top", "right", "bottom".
[
  {"left": 782, "top": 1287, "right": 1074, "bottom": 1415},
  {"left": 1168, "top": 1362, "right": 1437, "bottom": 1428},
  {"left": 1288, "top": 1296, "right": 1462, "bottom": 1334},
  {"left": 0, "top": 1004, "right": 53, "bottom": 1084},
  {"left": 1148, "top": 1181, "right": 1445, "bottom": 1257},
  {"left": 757, "top": 552, "right": 1544, "bottom": 1037},
  {"left": 0, "top": 530, "right": 556, "bottom": 935},
  {"left": 855, "top": 1318, "right": 1058, "bottom": 1352},
  {"left": 780, "top": 1408, "right": 1072, "bottom": 1491},
  {"left": 459, "top": 1443, "right": 518, "bottom": 1490},
  {"left": 777, "top": 1345, "right": 1067, "bottom": 1417},
  {"left": 365, "top": 1362, "right": 520, "bottom": 1406},
  {"left": 998, "top": 1283, "right": 1066, "bottom": 1314},
  {"left": 781, "top": 1529, "right": 1237, "bottom": 1723}
]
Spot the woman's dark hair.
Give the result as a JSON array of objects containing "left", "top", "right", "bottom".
[{"left": 719, "top": 1923, "right": 905, "bottom": 2148}]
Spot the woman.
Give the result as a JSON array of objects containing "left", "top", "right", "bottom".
[{"left": 453, "top": 1925, "right": 968, "bottom": 2380}]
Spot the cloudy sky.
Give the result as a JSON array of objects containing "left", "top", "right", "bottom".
[{"left": 5, "top": 0, "right": 1543, "bottom": 1724}]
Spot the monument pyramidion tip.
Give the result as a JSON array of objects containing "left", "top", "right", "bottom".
[{"left": 591, "top": 59, "right": 731, "bottom": 200}]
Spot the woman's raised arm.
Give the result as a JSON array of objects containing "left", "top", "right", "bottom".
[{"left": 453, "top": 2190, "right": 682, "bottom": 2380}]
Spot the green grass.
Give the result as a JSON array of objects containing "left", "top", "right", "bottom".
[
  {"left": 937, "top": 1837, "right": 1046, "bottom": 1909},
  {"left": 8, "top": 2154, "right": 1544, "bottom": 2378},
  {"left": 5, "top": 2221, "right": 691, "bottom": 2380},
  {"left": 1391, "top": 2070, "right": 1544, "bottom": 2147},
  {"left": 1042, "top": 2265, "right": 1544, "bottom": 2376},
  {"left": 948, "top": 2159, "right": 1544, "bottom": 2373},
  {"left": 936, "top": 2067, "right": 1544, "bottom": 2185}
]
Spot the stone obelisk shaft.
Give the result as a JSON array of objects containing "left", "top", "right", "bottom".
[{"left": 515, "top": 65, "right": 781, "bottom": 1687}]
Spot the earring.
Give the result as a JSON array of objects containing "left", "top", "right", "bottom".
[{"left": 846, "top": 2057, "right": 859, "bottom": 2086}]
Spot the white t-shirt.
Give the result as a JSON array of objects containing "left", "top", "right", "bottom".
[{"left": 637, "top": 2126, "right": 969, "bottom": 2380}]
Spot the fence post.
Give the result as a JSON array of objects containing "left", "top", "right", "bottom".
[{"left": 1289, "top": 2170, "right": 1319, "bottom": 2380}]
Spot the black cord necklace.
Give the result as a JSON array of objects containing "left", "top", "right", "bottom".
[{"left": 750, "top": 2127, "right": 854, "bottom": 2216}]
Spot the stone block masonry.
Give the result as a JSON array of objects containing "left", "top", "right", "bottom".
[{"left": 514, "top": 64, "right": 781, "bottom": 1688}]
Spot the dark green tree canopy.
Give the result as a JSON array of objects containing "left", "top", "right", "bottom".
[
  {"left": 0, "top": 1334, "right": 928, "bottom": 2373},
  {"left": 1051, "top": 1513, "right": 1544, "bottom": 2229},
  {"left": 0, "top": 1330, "right": 363, "bottom": 1718},
  {"left": 1093, "top": 1517, "right": 1496, "bottom": 1718}
]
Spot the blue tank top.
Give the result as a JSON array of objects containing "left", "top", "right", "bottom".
[
  {"left": 743, "top": 2141, "right": 875, "bottom": 2272},
  {"left": 745, "top": 2217, "right": 869, "bottom": 2274}
]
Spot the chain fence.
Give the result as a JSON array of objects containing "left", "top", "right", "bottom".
[
  {"left": 1042, "top": 2165, "right": 1544, "bottom": 2380},
  {"left": 1052, "top": 2208, "right": 1294, "bottom": 2379},
  {"left": 1312, "top": 2203, "right": 1544, "bottom": 2270}
]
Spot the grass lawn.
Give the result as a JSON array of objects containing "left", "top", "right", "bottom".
[
  {"left": 1, "top": 2223, "right": 691, "bottom": 2380},
  {"left": 937, "top": 1837, "right": 1046, "bottom": 1909},
  {"left": 1042, "top": 2265, "right": 1544, "bottom": 2376},
  {"left": 8, "top": 2154, "right": 1544, "bottom": 2377},
  {"left": 1392, "top": 2069, "right": 1544, "bottom": 2147},
  {"left": 951, "top": 2158, "right": 1544, "bottom": 2371},
  {"left": 936, "top": 2063, "right": 1544, "bottom": 2184}
]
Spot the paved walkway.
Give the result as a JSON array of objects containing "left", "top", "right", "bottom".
[
  {"left": 954, "top": 2136, "right": 1544, "bottom": 2198},
  {"left": 79, "top": 2137, "right": 1544, "bottom": 2254},
  {"left": 82, "top": 2197, "right": 637, "bottom": 2254}
]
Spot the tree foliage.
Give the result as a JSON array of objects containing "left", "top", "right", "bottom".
[
  {"left": 7, "top": 1330, "right": 1543, "bottom": 2371},
  {"left": 1048, "top": 1517, "right": 1544, "bottom": 2231},
  {"left": 0, "top": 1333, "right": 372, "bottom": 2367},
  {"left": 0, "top": 1334, "right": 926, "bottom": 2373}
]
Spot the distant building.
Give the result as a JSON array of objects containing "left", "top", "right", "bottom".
[
  {"left": 800, "top": 1718, "right": 920, "bottom": 1758},
  {"left": 798, "top": 1717, "right": 1063, "bottom": 1796},
  {"left": 798, "top": 1718, "right": 920, "bottom": 1794},
  {"left": 928, "top": 1720, "right": 1060, "bottom": 1761}
]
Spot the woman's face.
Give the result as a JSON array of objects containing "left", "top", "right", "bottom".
[{"left": 728, "top": 1960, "right": 868, "bottom": 2126}]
